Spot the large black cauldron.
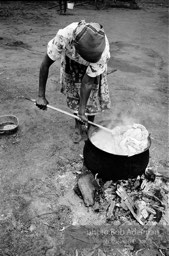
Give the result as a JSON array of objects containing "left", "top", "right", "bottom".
[{"left": 83, "top": 126, "right": 150, "bottom": 182}]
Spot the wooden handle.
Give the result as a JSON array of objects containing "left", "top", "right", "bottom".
[{"left": 26, "top": 97, "right": 112, "bottom": 133}]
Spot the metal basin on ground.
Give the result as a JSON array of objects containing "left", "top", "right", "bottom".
[{"left": 0, "top": 115, "right": 19, "bottom": 134}]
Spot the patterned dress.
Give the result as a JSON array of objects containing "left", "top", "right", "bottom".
[{"left": 47, "top": 22, "right": 111, "bottom": 115}]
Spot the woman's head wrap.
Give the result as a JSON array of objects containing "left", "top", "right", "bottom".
[{"left": 73, "top": 20, "right": 106, "bottom": 63}]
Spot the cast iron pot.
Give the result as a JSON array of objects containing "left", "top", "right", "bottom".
[{"left": 83, "top": 125, "right": 151, "bottom": 182}]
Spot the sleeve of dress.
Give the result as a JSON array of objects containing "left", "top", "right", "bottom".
[
  {"left": 86, "top": 35, "right": 111, "bottom": 77},
  {"left": 47, "top": 33, "right": 66, "bottom": 61},
  {"left": 47, "top": 22, "right": 78, "bottom": 61}
]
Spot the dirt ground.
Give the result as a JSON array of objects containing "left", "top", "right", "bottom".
[{"left": 0, "top": 1, "right": 168, "bottom": 255}]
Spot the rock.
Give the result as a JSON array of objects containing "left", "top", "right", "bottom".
[
  {"left": 29, "top": 224, "right": 36, "bottom": 232},
  {"left": 76, "top": 172, "right": 100, "bottom": 207}
]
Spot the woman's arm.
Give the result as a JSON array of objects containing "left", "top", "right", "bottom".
[
  {"left": 36, "top": 54, "right": 54, "bottom": 109},
  {"left": 78, "top": 73, "right": 95, "bottom": 122}
]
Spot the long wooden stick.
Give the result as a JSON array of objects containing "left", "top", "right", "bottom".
[{"left": 25, "top": 97, "right": 112, "bottom": 133}]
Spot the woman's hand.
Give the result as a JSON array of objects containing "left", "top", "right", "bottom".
[
  {"left": 78, "top": 112, "right": 88, "bottom": 123},
  {"left": 36, "top": 96, "right": 49, "bottom": 110}
]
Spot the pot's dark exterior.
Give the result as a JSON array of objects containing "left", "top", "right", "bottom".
[{"left": 83, "top": 137, "right": 150, "bottom": 182}]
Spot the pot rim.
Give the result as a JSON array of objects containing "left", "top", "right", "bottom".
[{"left": 88, "top": 124, "right": 151, "bottom": 157}]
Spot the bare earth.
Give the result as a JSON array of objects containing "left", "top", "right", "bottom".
[{"left": 0, "top": 1, "right": 168, "bottom": 255}]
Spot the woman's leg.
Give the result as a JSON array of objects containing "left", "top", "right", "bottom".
[
  {"left": 80, "top": 115, "right": 95, "bottom": 142},
  {"left": 59, "top": 0, "right": 62, "bottom": 14},
  {"left": 72, "top": 115, "right": 95, "bottom": 143},
  {"left": 63, "top": 0, "right": 67, "bottom": 13},
  {"left": 72, "top": 114, "right": 82, "bottom": 143},
  {"left": 59, "top": 0, "right": 67, "bottom": 15},
  {"left": 88, "top": 115, "right": 95, "bottom": 123},
  {"left": 88, "top": 115, "right": 95, "bottom": 129}
]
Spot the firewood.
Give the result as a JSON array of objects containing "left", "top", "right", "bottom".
[
  {"left": 116, "top": 186, "right": 144, "bottom": 225},
  {"left": 76, "top": 172, "right": 100, "bottom": 207},
  {"left": 106, "top": 200, "right": 116, "bottom": 219}
]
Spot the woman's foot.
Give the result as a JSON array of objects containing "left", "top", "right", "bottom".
[
  {"left": 80, "top": 124, "right": 88, "bottom": 141},
  {"left": 72, "top": 128, "right": 82, "bottom": 144},
  {"left": 59, "top": 12, "right": 66, "bottom": 15}
]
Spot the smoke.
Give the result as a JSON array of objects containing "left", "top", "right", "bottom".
[
  {"left": 105, "top": 111, "right": 141, "bottom": 130},
  {"left": 99, "top": 98, "right": 149, "bottom": 130}
]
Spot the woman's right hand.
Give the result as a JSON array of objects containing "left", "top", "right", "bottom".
[{"left": 36, "top": 96, "right": 49, "bottom": 110}]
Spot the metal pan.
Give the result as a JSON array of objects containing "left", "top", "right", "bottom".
[{"left": 0, "top": 115, "right": 19, "bottom": 134}]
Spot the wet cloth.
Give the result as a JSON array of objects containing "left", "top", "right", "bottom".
[{"left": 47, "top": 21, "right": 111, "bottom": 115}]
